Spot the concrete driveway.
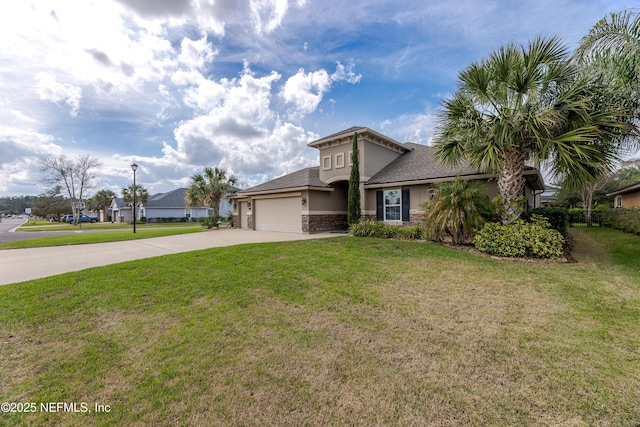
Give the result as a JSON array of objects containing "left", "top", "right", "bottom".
[{"left": 0, "top": 229, "right": 341, "bottom": 286}]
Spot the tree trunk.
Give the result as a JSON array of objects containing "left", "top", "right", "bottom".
[
  {"left": 581, "top": 183, "right": 595, "bottom": 227},
  {"left": 497, "top": 149, "right": 526, "bottom": 224}
]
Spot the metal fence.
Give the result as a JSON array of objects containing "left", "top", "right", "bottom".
[{"left": 568, "top": 210, "right": 604, "bottom": 227}]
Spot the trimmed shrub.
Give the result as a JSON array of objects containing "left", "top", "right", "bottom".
[
  {"left": 522, "top": 207, "right": 568, "bottom": 234},
  {"left": 473, "top": 215, "right": 564, "bottom": 259},
  {"left": 199, "top": 215, "right": 221, "bottom": 229},
  {"left": 350, "top": 220, "right": 422, "bottom": 240},
  {"left": 600, "top": 208, "right": 640, "bottom": 235}
]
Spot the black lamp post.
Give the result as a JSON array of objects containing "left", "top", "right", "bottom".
[{"left": 131, "top": 162, "right": 138, "bottom": 234}]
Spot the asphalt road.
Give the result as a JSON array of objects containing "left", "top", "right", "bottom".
[{"left": 0, "top": 217, "right": 85, "bottom": 243}]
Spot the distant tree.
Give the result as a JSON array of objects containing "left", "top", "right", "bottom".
[
  {"left": 122, "top": 185, "right": 149, "bottom": 220},
  {"left": 420, "top": 177, "right": 490, "bottom": 245},
  {"left": 40, "top": 154, "right": 102, "bottom": 225},
  {"left": 88, "top": 189, "right": 116, "bottom": 221},
  {"left": 31, "top": 186, "right": 69, "bottom": 219},
  {"left": 186, "top": 167, "right": 237, "bottom": 220},
  {"left": 347, "top": 132, "right": 361, "bottom": 226},
  {"left": 0, "top": 195, "right": 37, "bottom": 215}
]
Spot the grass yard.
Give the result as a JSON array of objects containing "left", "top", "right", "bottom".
[
  {"left": 0, "top": 227, "right": 638, "bottom": 426},
  {"left": 17, "top": 222, "right": 202, "bottom": 232},
  {"left": 0, "top": 228, "right": 204, "bottom": 249}
]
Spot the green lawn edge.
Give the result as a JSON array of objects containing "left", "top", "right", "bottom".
[{"left": 0, "top": 228, "right": 638, "bottom": 426}]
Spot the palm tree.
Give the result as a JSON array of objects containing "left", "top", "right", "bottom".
[
  {"left": 186, "top": 167, "right": 237, "bottom": 220},
  {"left": 421, "top": 177, "right": 490, "bottom": 245},
  {"left": 433, "top": 36, "right": 629, "bottom": 224},
  {"left": 575, "top": 8, "right": 640, "bottom": 93},
  {"left": 565, "top": 9, "right": 640, "bottom": 223},
  {"left": 122, "top": 185, "right": 149, "bottom": 219},
  {"left": 88, "top": 189, "right": 116, "bottom": 221}
]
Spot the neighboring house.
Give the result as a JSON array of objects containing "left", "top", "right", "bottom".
[
  {"left": 110, "top": 188, "right": 234, "bottom": 222},
  {"left": 540, "top": 185, "right": 559, "bottom": 207},
  {"left": 607, "top": 180, "right": 640, "bottom": 208},
  {"left": 231, "top": 126, "right": 545, "bottom": 233},
  {"left": 109, "top": 198, "right": 133, "bottom": 223}
]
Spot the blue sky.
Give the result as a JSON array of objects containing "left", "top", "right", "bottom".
[{"left": 0, "top": 0, "right": 636, "bottom": 196}]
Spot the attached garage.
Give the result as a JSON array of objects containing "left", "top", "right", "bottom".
[{"left": 254, "top": 196, "right": 301, "bottom": 233}]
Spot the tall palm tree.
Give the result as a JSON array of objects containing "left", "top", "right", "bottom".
[
  {"left": 575, "top": 8, "right": 640, "bottom": 91},
  {"left": 186, "top": 167, "right": 237, "bottom": 220},
  {"left": 122, "top": 185, "right": 149, "bottom": 219},
  {"left": 433, "top": 35, "right": 629, "bottom": 224},
  {"left": 565, "top": 9, "right": 640, "bottom": 223}
]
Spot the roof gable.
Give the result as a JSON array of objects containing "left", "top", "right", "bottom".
[{"left": 239, "top": 167, "right": 329, "bottom": 195}]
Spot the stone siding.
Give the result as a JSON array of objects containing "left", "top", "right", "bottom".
[{"left": 302, "top": 214, "right": 348, "bottom": 233}]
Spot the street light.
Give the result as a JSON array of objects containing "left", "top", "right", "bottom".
[{"left": 131, "top": 162, "right": 138, "bottom": 234}]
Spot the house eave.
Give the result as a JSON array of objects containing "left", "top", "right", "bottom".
[
  {"left": 363, "top": 169, "right": 545, "bottom": 190},
  {"left": 308, "top": 127, "right": 408, "bottom": 154},
  {"left": 232, "top": 186, "right": 334, "bottom": 197},
  {"left": 606, "top": 181, "right": 640, "bottom": 196}
]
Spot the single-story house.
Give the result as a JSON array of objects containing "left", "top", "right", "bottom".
[
  {"left": 607, "top": 180, "right": 640, "bottom": 208},
  {"left": 110, "top": 188, "right": 234, "bottom": 222},
  {"left": 231, "top": 126, "right": 544, "bottom": 233}
]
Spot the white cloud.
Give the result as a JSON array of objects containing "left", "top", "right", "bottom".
[
  {"left": 0, "top": 126, "right": 62, "bottom": 195},
  {"left": 177, "top": 35, "right": 218, "bottom": 70},
  {"left": 249, "top": 0, "right": 290, "bottom": 34},
  {"left": 280, "top": 68, "right": 331, "bottom": 119},
  {"left": 377, "top": 110, "right": 439, "bottom": 145},
  {"left": 331, "top": 62, "right": 362, "bottom": 84},
  {"left": 35, "top": 73, "right": 83, "bottom": 117},
  {"left": 279, "top": 62, "right": 361, "bottom": 120}
]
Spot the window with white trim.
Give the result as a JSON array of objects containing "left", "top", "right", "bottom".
[
  {"left": 384, "top": 189, "right": 401, "bottom": 221},
  {"left": 616, "top": 195, "right": 622, "bottom": 208},
  {"left": 335, "top": 152, "right": 345, "bottom": 168},
  {"left": 322, "top": 155, "right": 331, "bottom": 170}
]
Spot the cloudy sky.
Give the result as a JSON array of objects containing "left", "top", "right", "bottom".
[{"left": 0, "top": 0, "right": 636, "bottom": 197}]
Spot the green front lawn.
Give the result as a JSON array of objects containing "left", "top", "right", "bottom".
[
  {"left": 0, "top": 228, "right": 638, "bottom": 426},
  {"left": 17, "top": 221, "right": 202, "bottom": 232},
  {"left": 0, "top": 228, "right": 203, "bottom": 249}
]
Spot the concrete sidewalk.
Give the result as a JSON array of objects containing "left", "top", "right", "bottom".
[{"left": 0, "top": 229, "right": 341, "bottom": 286}]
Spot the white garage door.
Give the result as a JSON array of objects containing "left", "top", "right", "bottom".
[{"left": 254, "top": 197, "right": 301, "bottom": 233}]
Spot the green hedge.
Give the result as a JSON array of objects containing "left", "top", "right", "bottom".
[
  {"left": 600, "top": 208, "right": 640, "bottom": 235},
  {"left": 522, "top": 207, "right": 568, "bottom": 234},
  {"left": 350, "top": 220, "right": 422, "bottom": 240},
  {"left": 473, "top": 215, "right": 565, "bottom": 259}
]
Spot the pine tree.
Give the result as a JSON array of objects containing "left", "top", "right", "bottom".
[{"left": 347, "top": 132, "right": 361, "bottom": 226}]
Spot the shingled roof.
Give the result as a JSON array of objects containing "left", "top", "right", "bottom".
[
  {"left": 365, "top": 143, "right": 481, "bottom": 185},
  {"left": 238, "top": 167, "right": 330, "bottom": 195}
]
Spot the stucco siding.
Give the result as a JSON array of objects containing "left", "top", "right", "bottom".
[
  {"left": 318, "top": 142, "right": 352, "bottom": 183},
  {"left": 621, "top": 191, "right": 640, "bottom": 208},
  {"left": 308, "top": 186, "right": 348, "bottom": 212}
]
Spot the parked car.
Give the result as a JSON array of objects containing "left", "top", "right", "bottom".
[
  {"left": 60, "top": 214, "right": 73, "bottom": 223},
  {"left": 64, "top": 214, "right": 98, "bottom": 224}
]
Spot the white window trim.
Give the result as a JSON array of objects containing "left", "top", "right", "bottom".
[
  {"left": 335, "top": 152, "right": 345, "bottom": 169},
  {"left": 383, "top": 188, "right": 402, "bottom": 223},
  {"left": 322, "top": 155, "right": 332, "bottom": 170},
  {"left": 348, "top": 150, "right": 353, "bottom": 166}
]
